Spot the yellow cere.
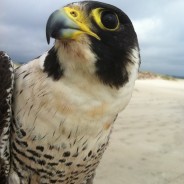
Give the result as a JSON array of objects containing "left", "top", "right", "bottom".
[
  {"left": 91, "top": 8, "right": 120, "bottom": 31},
  {"left": 64, "top": 7, "right": 100, "bottom": 40}
]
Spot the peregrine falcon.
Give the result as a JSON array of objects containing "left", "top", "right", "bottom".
[{"left": 0, "top": 1, "right": 140, "bottom": 184}]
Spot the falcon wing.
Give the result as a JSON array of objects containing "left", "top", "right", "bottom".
[{"left": 0, "top": 51, "right": 14, "bottom": 182}]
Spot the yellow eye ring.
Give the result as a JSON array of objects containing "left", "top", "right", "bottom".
[{"left": 91, "top": 8, "right": 120, "bottom": 31}]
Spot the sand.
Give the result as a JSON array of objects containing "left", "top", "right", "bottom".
[{"left": 94, "top": 79, "right": 184, "bottom": 184}]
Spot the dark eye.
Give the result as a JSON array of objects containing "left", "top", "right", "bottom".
[{"left": 101, "top": 11, "right": 119, "bottom": 29}]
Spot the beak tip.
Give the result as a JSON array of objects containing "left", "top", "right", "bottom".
[{"left": 46, "top": 10, "right": 59, "bottom": 45}]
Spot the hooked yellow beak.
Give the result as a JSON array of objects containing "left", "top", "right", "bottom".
[{"left": 46, "top": 7, "right": 100, "bottom": 44}]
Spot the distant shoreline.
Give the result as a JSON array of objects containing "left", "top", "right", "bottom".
[{"left": 138, "top": 71, "right": 184, "bottom": 80}]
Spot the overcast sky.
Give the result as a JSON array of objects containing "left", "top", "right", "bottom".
[{"left": 0, "top": 0, "right": 184, "bottom": 76}]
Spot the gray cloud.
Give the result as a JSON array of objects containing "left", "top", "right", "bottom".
[
  {"left": 132, "top": 0, "right": 184, "bottom": 76},
  {"left": 0, "top": 0, "right": 184, "bottom": 76}
]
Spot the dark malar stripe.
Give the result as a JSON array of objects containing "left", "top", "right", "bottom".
[
  {"left": 43, "top": 47, "right": 64, "bottom": 80},
  {"left": 90, "top": 36, "right": 131, "bottom": 88}
]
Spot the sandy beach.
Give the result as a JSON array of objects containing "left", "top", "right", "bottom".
[{"left": 94, "top": 79, "right": 184, "bottom": 184}]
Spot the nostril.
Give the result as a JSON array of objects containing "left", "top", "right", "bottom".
[{"left": 70, "top": 11, "right": 78, "bottom": 18}]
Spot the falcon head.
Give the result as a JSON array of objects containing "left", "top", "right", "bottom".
[{"left": 45, "top": 1, "right": 140, "bottom": 88}]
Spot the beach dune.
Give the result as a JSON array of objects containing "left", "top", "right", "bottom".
[{"left": 94, "top": 79, "right": 184, "bottom": 184}]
